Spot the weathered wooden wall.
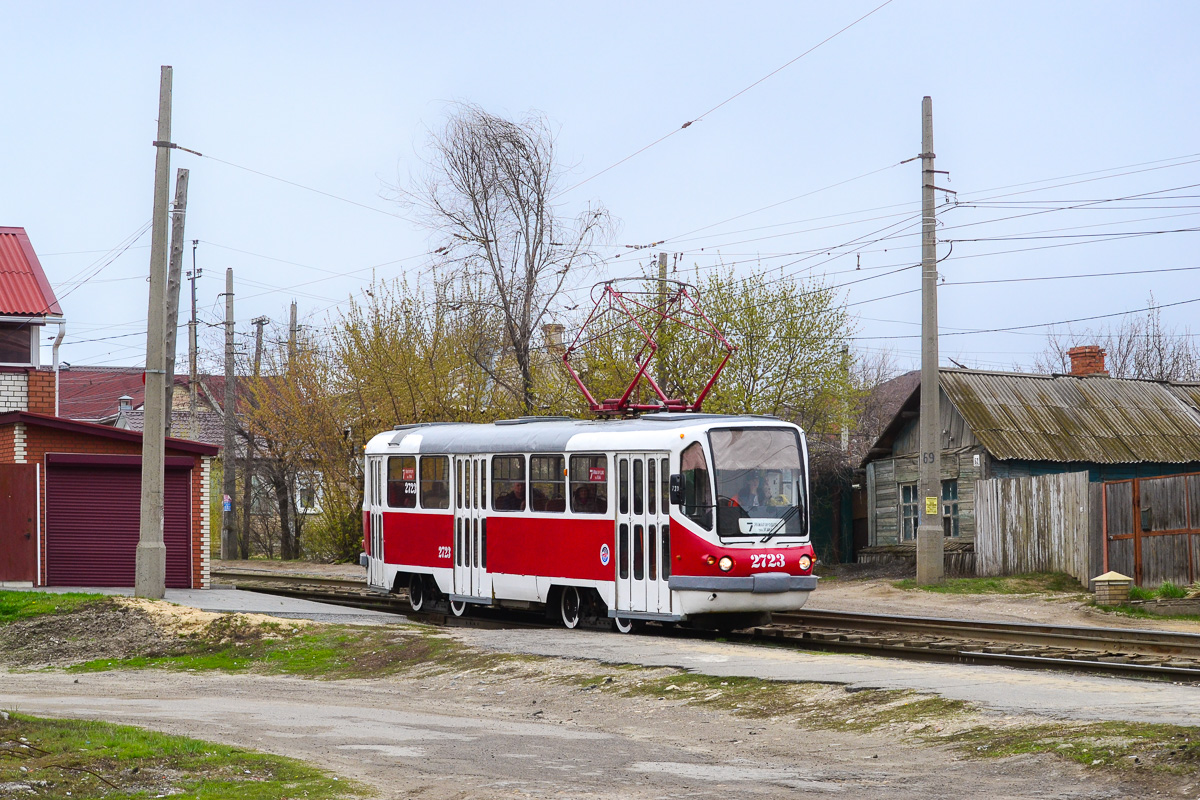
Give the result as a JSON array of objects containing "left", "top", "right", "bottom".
[{"left": 975, "top": 471, "right": 1091, "bottom": 585}]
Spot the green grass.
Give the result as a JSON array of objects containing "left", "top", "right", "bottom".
[
  {"left": 946, "top": 720, "right": 1200, "bottom": 774},
  {"left": 892, "top": 572, "right": 1082, "bottom": 595},
  {"left": 1157, "top": 581, "right": 1189, "bottom": 599},
  {"left": 70, "top": 619, "right": 526, "bottom": 679},
  {"left": 0, "top": 712, "right": 365, "bottom": 798},
  {"left": 0, "top": 590, "right": 107, "bottom": 624}
]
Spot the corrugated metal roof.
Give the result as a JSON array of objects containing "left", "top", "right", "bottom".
[
  {"left": 941, "top": 369, "right": 1200, "bottom": 463},
  {"left": 0, "top": 227, "right": 62, "bottom": 316}
]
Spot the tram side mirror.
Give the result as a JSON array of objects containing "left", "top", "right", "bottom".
[{"left": 669, "top": 474, "right": 683, "bottom": 505}]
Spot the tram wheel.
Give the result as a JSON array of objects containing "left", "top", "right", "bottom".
[
  {"left": 612, "top": 616, "right": 637, "bottom": 634},
  {"left": 408, "top": 575, "right": 427, "bottom": 612},
  {"left": 560, "top": 586, "right": 582, "bottom": 629},
  {"left": 449, "top": 598, "right": 468, "bottom": 617}
]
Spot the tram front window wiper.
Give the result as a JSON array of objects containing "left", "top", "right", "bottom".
[{"left": 759, "top": 482, "right": 805, "bottom": 542}]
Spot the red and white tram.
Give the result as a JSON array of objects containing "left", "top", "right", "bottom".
[{"left": 361, "top": 414, "right": 818, "bottom": 630}]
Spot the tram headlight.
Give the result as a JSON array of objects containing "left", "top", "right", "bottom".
[
  {"left": 798, "top": 554, "right": 813, "bottom": 572},
  {"left": 717, "top": 556, "right": 734, "bottom": 572}
]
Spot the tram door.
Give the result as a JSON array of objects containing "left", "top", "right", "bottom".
[
  {"left": 367, "top": 458, "right": 385, "bottom": 588},
  {"left": 453, "top": 456, "right": 492, "bottom": 600},
  {"left": 615, "top": 453, "right": 672, "bottom": 615}
]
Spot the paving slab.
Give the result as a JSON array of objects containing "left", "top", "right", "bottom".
[{"left": 8, "top": 585, "right": 400, "bottom": 625}]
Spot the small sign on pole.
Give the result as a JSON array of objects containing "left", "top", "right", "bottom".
[{"left": 223, "top": 494, "right": 232, "bottom": 512}]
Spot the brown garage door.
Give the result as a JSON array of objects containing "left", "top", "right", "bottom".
[{"left": 46, "top": 455, "right": 192, "bottom": 588}]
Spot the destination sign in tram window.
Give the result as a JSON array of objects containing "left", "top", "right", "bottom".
[
  {"left": 387, "top": 456, "right": 417, "bottom": 508},
  {"left": 569, "top": 454, "right": 608, "bottom": 514}
]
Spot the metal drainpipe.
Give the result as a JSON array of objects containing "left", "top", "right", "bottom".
[{"left": 52, "top": 320, "right": 65, "bottom": 416}]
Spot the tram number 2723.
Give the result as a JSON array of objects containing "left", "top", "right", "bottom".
[
  {"left": 437, "top": 546, "right": 452, "bottom": 560},
  {"left": 750, "top": 553, "right": 787, "bottom": 569}
]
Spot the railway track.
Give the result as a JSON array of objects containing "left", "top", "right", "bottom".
[{"left": 211, "top": 569, "right": 1200, "bottom": 681}]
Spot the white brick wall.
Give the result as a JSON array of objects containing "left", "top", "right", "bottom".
[
  {"left": 200, "top": 455, "right": 212, "bottom": 588},
  {"left": 0, "top": 373, "right": 28, "bottom": 412},
  {"left": 12, "top": 423, "right": 26, "bottom": 463}
]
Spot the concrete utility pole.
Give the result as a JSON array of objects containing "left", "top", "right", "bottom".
[
  {"left": 916, "top": 95, "right": 945, "bottom": 585},
  {"left": 239, "top": 315, "right": 269, "bottom": 559},
  {"left": 136, "top": 65, "right": 173, "bottom": 600},
  {"left": 163, "top": 168, "right": 189, "bottom": 439},
  {"left": 187, "top": 241, "right": 201, "bottom": 440},
  {"left": 221, "top": 268, "right": 237, "bottom": 560}
]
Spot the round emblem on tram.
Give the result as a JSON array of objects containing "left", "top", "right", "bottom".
[{"left": 599, "top": 543, "right": 611, "bottom": 566}]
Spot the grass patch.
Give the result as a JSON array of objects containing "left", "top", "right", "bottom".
[
  {"left": 0, "top": 590, "right": 108, "bottom": 624},
  {"left": 575, "top": 665, "right": 1199, "bottom": 776},
  {"left": 69, "top": 619, "right": 526, "bottom": 679},
  {"left": 0, "top": 711, "right": 363, "bottom": 798},
  {"left": 893, "top": 572, "right": 1082, "bottom": 595},
  {"left": 585, "top": 668, "right": 970, "bottom": 729},
  {"left": 1091, "top": 604, "right": 1200, "bottom": 623},
  {"left": 1158, "top": 581, "right": 1189, "bottom": 599},
  {"left": 945, "top": 720, "right": 1200, "bottom": 774}
]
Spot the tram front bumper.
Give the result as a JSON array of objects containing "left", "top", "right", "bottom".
[
  {"left": 668, "top": 573, "right": 818, "bottom": 593},
  {"left": 668, "top": 573, "right": 818, "bottom": 616}
]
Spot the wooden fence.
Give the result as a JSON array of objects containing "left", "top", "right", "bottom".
[
  {"left": 975, "top": 471, "right": 1093, "bottom": 586},
  {"left": 1104, "top": 472, "right": 1200, "bottom": 588}
]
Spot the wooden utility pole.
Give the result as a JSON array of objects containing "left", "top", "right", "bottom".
[
  {"left": 916, "top": 95, "right": 944, "bottom": 585},
  {"left": 221, "top": 268, "right": 237, "bottom": 560},
  {"left": 239, "top": 315, "right": 269, "bottom": 559},
  {"left": 136, "top": 65, "right": 173, "bottom": 600},
  {"left": 187, "top": 241, "right": 201, "bottom": 440},
  {"left": 163, "top": 168, "right": 189, "bottom": 438}
]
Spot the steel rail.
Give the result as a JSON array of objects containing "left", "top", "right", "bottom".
[
  {"left": 774, "top": 609, "right": 1200, "bottom": 657},
  {"left": 210, "top": 570, "right": 1200, "bottom": 680}
]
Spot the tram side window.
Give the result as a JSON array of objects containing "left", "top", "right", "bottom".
[
  {"left": 492, "top": 455, "right": 526, "bottom": 511},
  {"left": 387, "top": 456, "right": 417, "bottom": 509},
  {"left": 530, "top": 455, "right": 566, "bottom": 512},
  {"left": 420, "top": 456, "right": 450, "bottom": 509},
  {"left": 569, "top": 455, "right": 608, "bottom": 514},
  {"left": 680, "top": 442, "right": 713, "bottom": 529}
]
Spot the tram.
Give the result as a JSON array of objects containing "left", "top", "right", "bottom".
[{"left": 361, "top": 413, "right": 818, "bottom": 630}]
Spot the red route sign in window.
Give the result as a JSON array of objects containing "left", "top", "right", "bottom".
[
  {"left": 589, "top": 467, "right": 606, "bottom": 482},
  {"left": 402, "top": 468, "right": 416, "bottom": 481}
]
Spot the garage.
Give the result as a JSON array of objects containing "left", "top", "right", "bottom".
[
  {"left": 0, "top": 410, "right": 218, "bottom": 589},
  {"left": 45, "top": 454, "right": 194, "bottom": 588}
]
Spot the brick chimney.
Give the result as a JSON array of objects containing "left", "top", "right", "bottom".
[{"left": 1067, "top": 345, "right": 1108, "bottom": 376}]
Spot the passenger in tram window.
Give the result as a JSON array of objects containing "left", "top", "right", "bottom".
[{"left": 495, "top": 481, "right": 526, "bottom": 511}]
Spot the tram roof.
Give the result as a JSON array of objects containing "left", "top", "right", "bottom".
[{"left": 369, "top": 414, "right": 797, "bottom": 455}]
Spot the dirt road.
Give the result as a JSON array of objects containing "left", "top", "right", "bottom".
[{"left": 1, "top": 664, "right": 1176, "bottom": 799}]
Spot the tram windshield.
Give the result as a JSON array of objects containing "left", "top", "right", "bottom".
[{"left": 709, "top": 427, "right": 808, "bottom": 539}]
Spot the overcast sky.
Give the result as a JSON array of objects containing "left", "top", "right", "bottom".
[{"left": 4, "top": 1, "right": 1199, "bottom": 376}]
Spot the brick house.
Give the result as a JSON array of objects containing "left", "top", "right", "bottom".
[{"left": 0, "top": 226, "right": 219, "bottom": 588}]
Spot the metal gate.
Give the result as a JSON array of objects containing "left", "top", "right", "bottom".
[
  {"left": 1104, "top": 471, "right": 1200, "bottom": 587},
  {"left": 0, "top": 464, "right": 37, "bottom": 583}
]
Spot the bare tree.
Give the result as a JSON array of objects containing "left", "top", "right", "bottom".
[
  {"left": 1034, "top": 295, "right": 1200, "bottom": 381},
  {"left": 402, "top": 104, "right": 612, "bottom": 413}
]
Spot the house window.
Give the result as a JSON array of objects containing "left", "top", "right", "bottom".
[
  {"left": 942, "top": 479, "right": 960, "bottom": 537},
  {"left": 0, "top": 323, "right": 33, "bottom": 364},
  {"left": 900, "top": 483, "right": 919, "bottom": 542}
]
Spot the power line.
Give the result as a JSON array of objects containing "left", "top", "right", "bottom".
[{"left": 554, "top": 0, "right": 896, "bottom": 198}]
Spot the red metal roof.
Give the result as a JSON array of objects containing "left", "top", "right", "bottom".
[
  {"left": 56, "top": 366, "right": 240, "bottom": 421},
  {"left": 0, "top": 227, "right": 62, "bottom": 317}
]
